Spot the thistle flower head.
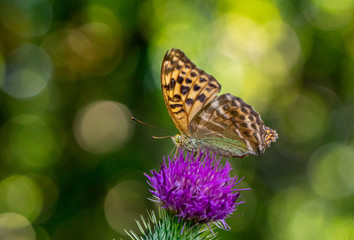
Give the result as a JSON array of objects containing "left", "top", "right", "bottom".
[{"left": 145, "top": 150, "right": 249, "bottom": 229}]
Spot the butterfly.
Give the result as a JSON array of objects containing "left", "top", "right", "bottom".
[{"left": 161, "top": 48, "right": 278, "bottom": 158}]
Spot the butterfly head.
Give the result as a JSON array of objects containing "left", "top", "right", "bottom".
[
  {"left": 172, "top": 134, "right": 199, "bottom": 152},
  {"left": 172, "top": 134, "right": 183, "bottom": 147}
]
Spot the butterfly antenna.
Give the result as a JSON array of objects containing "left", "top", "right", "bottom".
[
  {"left": 151, "top": 136, "right": 172, "bottom": 139},
  {"left": 131, "top": 117, "right": 174, "bottom": 135}
]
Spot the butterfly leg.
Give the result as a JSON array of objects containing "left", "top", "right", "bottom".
[
  {"left": 174, "top": 146, "right": 180, "bottom": 159},
  {"left": 194, "top": 144, "right": 202, "bottom": 158},
  {"left": 198, "top": 141, "right": 202, "bottom": 155},
  {"left": 169, "top": 145, "right": 177, "bottom": 159}
]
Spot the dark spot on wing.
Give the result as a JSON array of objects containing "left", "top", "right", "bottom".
[
  {"left": 240, "top": 115, "right": 246, "bottom": 120},
  {"left": 241, "top": 123, "right": 248, "bottom": 128},
  {"left": 181, "top": 86, "right": 190, "bottom": 95},
  {"left": 170, "top": 78, "right": 176, "bottom": 89},
  {"left": 243, "top": 131, "right": 251, "bottom": 137},
  {"left": 176, "top": 64, "right": 182, "bottom": 70},
  {"left": 253, "top": 132, "right": 259, "bottom": 140},
  {"left": 208, "top": 83, "right": 218, "bottom": 88},
  {"left": 216, "top": 109, "right": 222, "bottom": 117},
  {"left": 248, "top": 115, "right": 254, "bottom": 121},
  {"left": 196, "top": 94, "right": 206, "bottom": 102},
  {"left": 190, "top": 71, "right": 197, "bottom": 77},
  {"left": 173, "top": 94, "right": 181, "bottom": 101},
  {"left": 177, "top": 76, "right": 184, "bottom": 84},
  {"left": 218, "top": 95, "right": 227, "bottom": 101},
  {"left": 251, "top": 123, "right": 257, "bottom": 130},
  {"left": 199, "top": 77, "right": 207, "bottom": 83},
  {"left": 222, "top": 105, "right": 230, "bottom": 111},
  {"left": 230, "top": 110, "right": 239, "bottom": 116},
  {"left": 205, "top": 104, "right": 215, "bottom": 114},
  {"left": 165, "top": 68, "right": 173, "bottom": 75},
  {"left": 186, "top": 98, "right": 194, "bottom": 106},
  {"left": 231, "top": 101, "right": 239, "bottom": 107},
  {"left": 173, "top": 109, "right": 185, "bottom": 114},
  {"left": 185, "top": 65, "right": 191, "bottom": 69},
  {"left": 186, "top": 78, "right": 192, "bottom": 84},
  {"left": 170, "top": 104, "right": 183, "bottom": 109},
  {"left": 241, "top": 107, "right": 248, "bottom": 114},
  {"left": 193, "top": 84, "right": 201, "bottom": 91},
  {"left": 222, "top": 114, "right": 229, "bottom": 120}
]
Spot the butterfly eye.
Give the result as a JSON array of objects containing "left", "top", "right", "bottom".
[{"left": 177, "top": 135, "right": 184, "bottom": 143}]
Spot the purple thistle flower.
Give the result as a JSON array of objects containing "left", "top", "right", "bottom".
[{"left": 145, "top": 150, "right": 250, "bottom": 230}]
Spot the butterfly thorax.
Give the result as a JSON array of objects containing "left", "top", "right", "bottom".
[{"left": 172, "top": 134, "right": 200, "bottom": 152}]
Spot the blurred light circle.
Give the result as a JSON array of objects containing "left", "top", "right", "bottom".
[
  {"left": 149, "top": 0, "right": 213, "bottom": 82},
  {"left": 324, "top": 218, "right": 354, "bottom": 240},
  {"left": 0, "top": 175, "right": 43, "bottom": 222},
  {"left": 268, "top": 185, "right": 314, "bottom": 239},
  {"left": 205, "top": 50, "right": 244, "bottom": 97},
  {"left": 235, "top": 66, "right": 272, "bottom": 112},
  {"left": 0, "top": 212, "right": 35, "bottom": 240},
  {"left": 75, "top": 22, "right": 122, "bottom": 76},
  {"left": 87, "top": 4, "right": 122, "bottom": 31},
  {"left": 42, "top": 22, "right": 122, "bottom": 77},
  {"left": 314, "top": 0, "right": 354, "bottom": 11},
  {"left": 307, "top": 0, "right": 353, "bottom": 30},
  {"left": 224, "top": 0, "right": 282, "bottom": 23},
  {"left": 0, "top": 0, "right": 52, "bottom": 37},
  {"left": 74, "top": 101, "right": 133, "bottom": 153},
  {"left": 258, "top": 22, "right": 302, "bottom": 75},
  {"left": 104, "top": 181, "right": 148, "bottom": 235},
  {"left": 4, "top": 69, "right": 48, "bottom": 99},
  {"left": 308, "top": 143, "right": 354, "bottom": 200},
  {"left": 67, "top": 30, "right": 94, "bottom": 61},
  {"left": 29, "top": 174, "right": 59, "bottom": 223},
  {"left": 41, "top": 29, "right": 83, "bottom": 81},
  {"left": 286, "top": 92, "right": 329, "bottom": 142},
  {"left": 0, "top": 115, "right": 61, "bottom": 169},
  {"left": 2, "top": 44, "right": 52, "bottom": 99},
  {"left": 224, "top": 14, "right": 269, "bottom": 62},
  {"left": 288, "top": 200, "right": 333, "bottom": 240}
]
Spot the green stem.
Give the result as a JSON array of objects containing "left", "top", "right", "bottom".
[{"left": 126, "top": 210, "right": 217, "bottom": 240}]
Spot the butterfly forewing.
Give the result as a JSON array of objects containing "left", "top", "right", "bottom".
[
  {"left": 189, "top": 93, "right": 272, "bottom": 157},
  {"left": 161, "top": 49, "right": 221, "bottom": 134}
]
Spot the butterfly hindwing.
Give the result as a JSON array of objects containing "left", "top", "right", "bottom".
[
  {"left": 189, "top": 93, "right": 272, "bottom": 157},
  {"left": 161, "top": 49, "right": 221, "bottom": 134}
]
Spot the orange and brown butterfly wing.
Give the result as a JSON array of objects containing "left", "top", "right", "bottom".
[
  {"left": 189, "top": 93, "right": 278, "bottom": 157},
  {"left": 161, "top": 49, "right": 221, "bottom": 134}
]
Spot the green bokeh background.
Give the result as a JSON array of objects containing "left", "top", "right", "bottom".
[{"left": 0, "top": 0, "right": 353, "bottom": 239}]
